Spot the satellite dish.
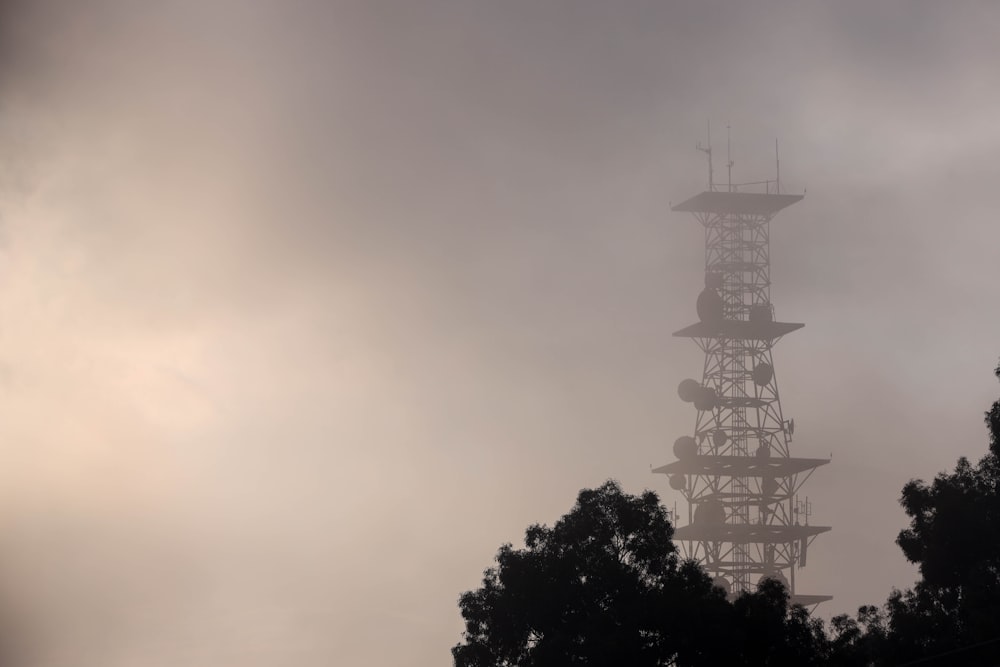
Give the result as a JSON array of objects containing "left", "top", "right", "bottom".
[
  {"left": 677, "top": 379, "right": 701, "bottom": 403},
  {"left": 712, "top": 576, "right": 731, "bottom": 596},
  {"left": 712, "top": 429, "right": 728, "bottom": 447},
  {"left": 694, "top": 500, "right": 726, "bottom": 525},
  {"left": 788, "top": 419, "right": 795, "bottom": 436},
  {"left": 673, "top": 436, "right": 697, "bottom": 460},
  {"left": 669, "top": 474, "right": 686, "bottom": 490},
  {"left": 749, "top": 303, "right": 773, "bottom": 323},
  {"left": 696, "top": 288, "right": 724, "bottom": 324},
  {"left": 758, "top": 571, "right": 789, "bottom": 589},
  {"left": 694, "top": 386, "right": 718, "bottom": 411},
  {"left": 752, "top": 363, "right": 774, "bottom": 386},
  {"left": 761, "top": 477, "right": 779, "bottom": 496}
]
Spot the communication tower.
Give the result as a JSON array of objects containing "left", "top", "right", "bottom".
[{"left": 655, "top": 141, "right": 830, "bottom": 607}]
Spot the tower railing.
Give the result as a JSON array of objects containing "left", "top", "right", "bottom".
[{"left": 655, "top": 185, "right": 831, "bottom": 608}]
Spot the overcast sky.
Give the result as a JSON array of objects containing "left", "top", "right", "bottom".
[{"left": 1, "top": 1, "right": 1000, "bottom": 665}]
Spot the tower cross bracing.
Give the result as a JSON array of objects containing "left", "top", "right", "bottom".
[{"left": 656, "top": 187, "right": 831, "bottom": 607}]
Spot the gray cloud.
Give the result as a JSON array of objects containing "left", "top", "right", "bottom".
[{"left": 1, "top": 1, "right": 999, "bottom": 664}]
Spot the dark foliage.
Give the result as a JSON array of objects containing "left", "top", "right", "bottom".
[
  {"left": 730, "top": 578, "right": 829, "bottom": 666},
  {"left": 453, "top": 480, "right": 828, "bottom": 666},
  {"left": 832, "top": 359, "right": 1000, "bottom": 666},
  {"left": 456, "top": 359, "right": 1000, "bottom": 666},
  {"left": 827, "top": 605, "right": 888, "bottom": 666}
]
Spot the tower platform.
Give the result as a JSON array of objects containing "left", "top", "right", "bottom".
[
  {"left": 673, "top": 523, "right": 831, "bottom": 544},
  {"left": 659, "top": 162, "right": 829, "bottom": 605},
  {"left": 672, "top": 191, "right": 803, "bottom": 215},
  {"left": 654, "top": 455, "right": 829, "bottom": 478},
  {"left": 673, "top": 320, "right": 804, "bottom": 341}
]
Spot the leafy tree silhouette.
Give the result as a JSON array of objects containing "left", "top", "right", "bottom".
[
  {"left": 456, "top": 360, "right": 1000, "bottom": 665},
  {"left": 453, "top": 480, "right": 827, "bottom": 666},
  {"left": 832, "top": 359, "right": 1000, "bottom": 666}
]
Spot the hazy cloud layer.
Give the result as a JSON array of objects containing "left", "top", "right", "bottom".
[{"left": 0, "top": 1, "right": 999, "bottom": 665}]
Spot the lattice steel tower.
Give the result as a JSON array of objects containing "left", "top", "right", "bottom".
[{"left": 655, "top": 148, "right": 831, "bottom": 607}]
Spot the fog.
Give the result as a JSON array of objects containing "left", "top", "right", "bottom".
[{"left": 0, "top": 1, "right": 999, "bottom": 665}]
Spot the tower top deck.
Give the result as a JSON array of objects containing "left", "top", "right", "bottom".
[
  {"left": 671, "top": 191, "right": 803, "bottom": 216},
  {"left": 661, "top": 155, "right": 828, "bottom": 606}
]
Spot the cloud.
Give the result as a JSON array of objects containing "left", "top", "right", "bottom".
[{"left": 1, "top": 1, "right": 1000, "bottom": 664}]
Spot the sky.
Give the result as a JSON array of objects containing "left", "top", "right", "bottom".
[{"left": 1, "top": 1, "right": 1000, "bottom": 665}]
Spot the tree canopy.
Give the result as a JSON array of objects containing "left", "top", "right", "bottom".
[
  {"left": 453, "top": 480, "right": 826, "bottom": 666},
  {"left": 456, "top": 360, "right": 1000, "bottom": 666},
  {"left": 823, "top": 359, "right": 1000, "bottom": 666},
  {"left": 862, "top": 360, "right": 1000, "bottom": 664}
]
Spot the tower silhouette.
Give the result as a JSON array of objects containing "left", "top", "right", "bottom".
[{"left": 656, "top": 156, "right": 830, "bottom": 607}]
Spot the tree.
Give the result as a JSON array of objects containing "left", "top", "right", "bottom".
[
  {"left": 729, "top": 577, "right": 829, "bottom": 666},
  {"left": 835, "top": 359, "right": 1000, "bottom": 665},
  {"left": 453, "top": 480, "right": 829, "bottom": 666},
  {"left": 827, "top": 605, "right": 888, "bottom": 666},
  {"left": 880, "top": 360, "right": 1000, "bottom": 665}
]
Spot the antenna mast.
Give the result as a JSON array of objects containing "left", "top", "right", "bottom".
[
  {"left": 726, "top": 124, "right": 734, "bottom": 192},
  {"left": 659, "top": 158, "right": 831, "bottom": 609},
  {"left": 775, "top": 139, "right": 781, "bottom": 194},
  {"left": 696, "top": 121, "right": 714, "bottom": 191}
]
